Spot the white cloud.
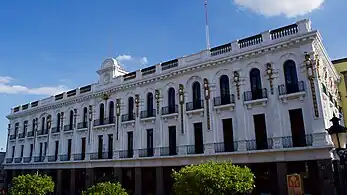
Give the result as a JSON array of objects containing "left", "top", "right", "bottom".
[
  {"left": 0, "top": 76, "right": 68, "bottom": 96},
  {"left": 233, "top": 0, "right": 324, "bottom": 17},
  {"left": 115, "top": 54, "right": 149, "bottom": 67}
]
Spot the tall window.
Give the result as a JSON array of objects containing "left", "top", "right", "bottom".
[
  {"left": 147, "top": 92, "right": 154, "bottom": 116},
  {"left": 168, "top": 87, "right": 176, "bottom": 113},
  {"left": 220, "top": 75, "right": 230, "bottom": 104},
  {"left": 250, "top": 68, "right": 262, "bottom": 99},
  {"left": 283, "top": 60, "right": 299, "bottom": 93},
  {"left": 32, "top": 119, "right": 36, "bottom": 132},
  {"left": 192, "top": 81, "right": 201, "bottom": 109},
  {"left": 41, "top": 117, "right": 45, "bottom": 131},
  {"left": 128, "top": 97, "right": 134, "bottom": 119},
  {"left": 83, "top": 107, "right": 88, "bottom": 124},
  {"left": 69, "top": 110, "right": 74, "bottom": 130},
  {"left": 109, "top": 101, "right": 114, "bottom": 123},
  {"left": 99, "top": 103, "right": 105, "bottom": 125},
  {"left": 46, "top": 115, "right": 51, "bottom": 130},
  {"left": 23, "top": 121, "right": 28, "bottom": 134},
  {"left": 57, "top": 113, "right": 61, "bottom": 130},
  {"left": 14, "top": 122, "right": 19, "bottom": 136}
]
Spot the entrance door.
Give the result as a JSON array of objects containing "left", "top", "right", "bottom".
[
  {"left": 194, "top": 123, "right": 204, "bottom": 154},
  {"left": 108, "top": 134, "right": 113, "bottom": 159},
  {"left": 289, "top": 109, "right": 307, "bottom": 147},
  {"left": 169, "top": 126, "right": 177, "bottom": 155},
  {"left": 147, "top": 129, "right": 154, "bottom": 156},
  {"left": 98, "top": 135, "right": 103, "bottom": 159},
  {"left": 127, "top": 132, "right": 134, "bottom": 158},
  {"left": 222, "top": 118, "right": 234, "bottom": 152},
  {"left": 253, "top": 114, "right": 268, "bottom": 150}
]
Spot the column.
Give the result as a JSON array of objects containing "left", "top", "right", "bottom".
[
  {"left": 317, "top": 160, "right": 336, "bottom": 195},
  {"left": 56, "top": 169, "right": 62, "bottom": 195},
  {"left": 114, "top": 167, "right": 122, "bottom": 184},
  {"left": 276, "top": 162, "right": 288, "bottom": 195},
  {"left": 70, "top": 169, "right": 76, "bottom": 195},
  {"left": 134, "top": 168, "right": 142, "bottom": 195},
  {"left": 156, "top": 167, "right": 164, "bottom": 195}
]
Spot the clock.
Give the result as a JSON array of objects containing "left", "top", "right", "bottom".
[{"left": 103, "top": 73, "right": 110, "bottom": 84}]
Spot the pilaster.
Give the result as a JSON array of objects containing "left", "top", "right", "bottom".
[
  {"left": 276, "top": 162, "right": 288, "bottom": 195},
  {"left": 56, "top": 169, "right": 62, "bottom": 195},
  {"left": 156, "top": 167, "right": 164, "bottom": 195},
  {"left": 70, "top": 169, "right": 76, "bottom": 195},
  {"left": 134, "top": 167, "right": 142, "bottom": 195}
]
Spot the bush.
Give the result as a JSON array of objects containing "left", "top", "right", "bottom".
[
  {"left": 172, "top": 161, "right": 254, "bottom": 195},
  {"left": 82, "top": 181, "right": 128, "bottom": 195},
  {"left": 10, "top": 174, "right": 54, "bottom": 195}
]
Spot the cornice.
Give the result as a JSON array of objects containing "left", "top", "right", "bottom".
[{"left": 7, "top": 31, "right": 318, "bottom": 120}]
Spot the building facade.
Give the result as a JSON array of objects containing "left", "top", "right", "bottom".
[
  {"left": 4, "top": 19, "right": 341, "bottom": 195},
  {"left": 333, "top": 58, "right": 347, "bottom": 126}
]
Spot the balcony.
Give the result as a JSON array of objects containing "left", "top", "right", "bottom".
[
  {"left": 37, "top": 129, "right": 48, "bottom": 136},
  {"left": 48, "top": 155, "right": 58, "bottom": 162},
  {"left": 243, "top": 89, "right": 268, "bottom": 108},
  {"left": 90, "top": 152, "right": 111, "bottom": 160},
  {"left": 186, "top": 100, "right": 204, "bottom": 111},
  {"left": 34, "top": 156, "right": 45, "bottom": 162},
  {"left": 18, "top": 132, "right": 25, "bottom": 139},
  {"left": 23, "top": 157, "right": 31, "bottom": 163},
  {"left": 246, "top": 139, "right": 273, "bottom": 151},
  {"left": 94, "top": 117, "right": 115, "bottom": 127},
  {"left": 138, "top": 148, "right": 154, "bottom": 157},
  {"left": 27, "top": 131, "right": 34, "bottom": 137},
  {"left": 282, "top": 134, "right": 313, "bottom": 148},
  {"left": 73, "top": 153, "right": 85, "bottom": 161},
  {"left": 278, "top": 81, "right": 305, "bottom": 102},
  {"left": 121, "top": 113, "right": 135, "bottom": 122},
  {"left": 9, "top": 135, "right": 16, "bottom": 140},
  {"left": 186, "top": 145, "right": 204, "bottom": 155},
  {"left": 51, "top": 127, "right": 60, "bottom": 134},
  {"left": 140, "top": 109, "right": 156, "bottom": 122},
  {"left": 6, "top": 158, "right": 13, "bottom": 163},
  {"left": 59, "top": 155, "right": 71, "bottom": 161},
  {"left": 14, "top": 157, "right": 22, "bottom": 163},
  {"left": 119, "top": 150, "right": 133, "bottom": 159},
  {"left": 77, "top": 122, "right": 88, "bottom": 129},
  {"left": 213, "top": 94, "right": 235, "bottom": 112},
  {"left": 162, "top": 105, "right": 178, "bottom": 115},
  {"left": 160, "top": 147, "right": 177, "bottom": 156},
  {"left": 214, "top": 142, "right": 238, "bottom": 153},
  {"left": 63, "top": 124, "right": 73, "bottom": 132}
]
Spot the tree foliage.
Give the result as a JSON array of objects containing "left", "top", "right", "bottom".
[
  {"left": 82, "top": 181, "right": 128, "bottom": 195},
  {"left": 10, "top": 174, "right": 54, "bottom": 195},
  {"left": 172, "top": 161, "right": 255, "bottom": 195}
]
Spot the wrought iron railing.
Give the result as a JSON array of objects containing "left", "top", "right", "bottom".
[
  {"left": 59, "top": 155, "right": 70, "bottom": 161},
  {"left": 34, "top": 156, "right": 45, "bottom": 162},
  {"left": 119, "top": 150, "right": 133, "bottom": 159},
  {"left": 64, "top": 124, "right": 73, "bottom": 131},
  {"left": 160, "top": 147, "right": 178, "bottom": 156},
  {"left": 48, "top": 155, "right": 58, "bottom": 162},
  {"left": 77, "top": 122, "right": 88, "bottom": 129},
  {"left": 121, "top": 113, "right": 135, "bottom": 122},
  {"left": 282, "top": 134, "right": 313, "bottom": 148},
  {"left": 138, "top": 148, "right": 154, "bottom": 157},
  {"left": 73, "top": 153, "right": 85, "bottom": 161},
  {"left": 140, "top": 109, "right": 156, "bottom": 119},
  {"left": 186, "top": 100, "right": 204, "bottom": 111},
  {"left": 51, "top": 127, "right": 60, "bottom": 133},
  {"left": 162, "top": 105, "right": 178, "bottom": 115},
  {"left": 14, "top": 157, "right": 22, "bottom": 163},
  {"left": 23, "top": 157, "right": 31, "bottom": 163},
  {"left": 27, "top": 131, "right": 34, "bottom": 137},
  {"left": 18, "top": 133, "right": 25, "bottom": 139},
  {"left": 214, "top": 142, "right": 238, "bottom": 153},
  {"left": 278, "top": 81, "right": 305, "bottom": 95},
  {"left": 244, "top": 88, "right": 268, "bottom": 101},
  {"left": 9, "top": 135, "right": 16, "bottom": 140},
  {"left": 214, "top": 94, "right": 235, "bottom": 106},
  {"left": 6, "top": 158, "right": 13, "bottom": 163}
]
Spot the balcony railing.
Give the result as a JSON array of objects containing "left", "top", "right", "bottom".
[
  {"left": 246, "top": 138, "right": 273, "bottom": 151},
  {"left": 138, "top": 148, "right": 154, "bottom": 157},
  {"left": 186, "top": 100, "right": 204, "bottom": 111},
  {"left": 278, "top": 81, "right": 305, "bottom": 96},
  {"left": 160, "top": 147, "right": 177, "bottom": 156},
  {"left": 14, "top": 157, "right": 22, "bottom": 163},
  {"left": 51, "top": 127, "right": 60, "bottom": 133},
  {"left": 140, "top": 109, "right": 156, "bottom": 119},
  {"left": 18, "top": 133, "right": 25, "bottom": 139},
  {"left": 48, "top": 155, "right": 58, "bottom": 162},
  {"left": 244, "top": 88, "right": 268, "bottom": 101},
  {"left": 214, "top": 94, "right": 235, "bottom": 106},
  {"left": 73, "top": 153, "right": 85, "bottom": 161},
  {"left": 27, "top": 131, "right": 34, "bottom": 137},
  {"left": 77, "top": 122, "right": 88, "bottom": 129},
  {"left": 64, "top": 124, "right": 73, "bottom": 131},
  {"left": 59, "top": 155, "right": 71, "bottom": 161},
  {"left": 23, "top": 157, "right": 31, "bottom": 163},
  {"left": 37, "top": 129, "right": 48, "bottom": 136},
  {"left": 94, "top": 117, "right": 115, "bottom": 126},
  {"left": 214, "top": 142, "right": 238, "bottom": 153},
  {"left": 121, "top": 113, "right": 135, "bottom": 122},
  {"left": 34, "top": 156, "right": 45, "bottom": 162},
  {"left": 162, "top": 105, "right": 178, "bottom": 115},
  {"left": 9, "top": 135, "right": 16, "bottom": 140},
  {"left": 282, "top": 134, "right": 313, "bottom": 148},
  {"left": 186, "top": 145, "right": 204, "bottom": 154},
  {"left": 6, "top": 158, "right": 13, "bottom": 163}
]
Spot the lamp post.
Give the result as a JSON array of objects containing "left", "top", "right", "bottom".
[
  {"left": 326, "top": 114, "right": 347, "bottom": 195},
  {"left": 233, "top": 71, "right": 240, "bottom": 100}
]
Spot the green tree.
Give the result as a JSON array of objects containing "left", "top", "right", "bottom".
[
  {"left": 172, "top": 161, "right": 255, "bottom": 195},
  {"left": 82, "top": 181, "right": 128, "bottom": 195},
  {"left": 10, "top": 173, "right": 54, "bottom": 195}
]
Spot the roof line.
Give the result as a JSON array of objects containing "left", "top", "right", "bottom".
[{"left": 332, "top": 57, "right": 347, "bottom": 64}]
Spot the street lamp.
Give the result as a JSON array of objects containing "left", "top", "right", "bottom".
[{"left": 326, "top": 114, "right": 347, "bottom": 195}]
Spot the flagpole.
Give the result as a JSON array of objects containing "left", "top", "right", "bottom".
[{"left": 204, "top": 0, "right": 211, "bottom": 49}]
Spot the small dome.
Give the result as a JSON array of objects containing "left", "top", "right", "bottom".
[{"left": 101, "top": 58, "right": 118, "bottom": 69}]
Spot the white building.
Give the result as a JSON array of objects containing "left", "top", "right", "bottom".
[{"left": 4, "top": 19, "right": 340, "bottom": 195}]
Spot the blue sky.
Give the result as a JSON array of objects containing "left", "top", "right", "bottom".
[{"left": 0, "top": 0, "right": 346, "bottom": 150}]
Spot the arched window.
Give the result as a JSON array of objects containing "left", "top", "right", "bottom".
[
  {"left": 283, "top": 60, "right": 299, "bottom": 93},
  {"left": 57, "top": 113, "right": 61, "bottom": 130},
  {"left": 69, "top": 110, "right": 74, "bottom": 129},
  {"left": 219, "top": 75, "right": 230, "bottom": 104},
  {"left": 41, "top": 117, "right": 45, "bottom": 130},
  {"left": 168, "top": 87, "right": 176, "bottom": 113},
  {"left": 250, "top": 68, "right": 262, "bottom": 99},
  {"left": 147, "top": 92, "right": 154, "bottom": 117},
  {"left": 109, "top": 101, "right": 114, "bottom": 123},
  {"left": 32, "top": 119, "right": 36, "bottom": 131},
  {"left": 192, "top": 81, "right": 201, "bottom": 109},
  {"left": 83, "top": 107, "right": 88, "bottom": 124},
  {"left": 99, "top": 104, "right": 105, "bottom": 125},
  {"left": 128, "top": 97, "right": 134, "bottom": 119},
  {"left": 46, "top": 115, "right": 51, "bottom": 130}
]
